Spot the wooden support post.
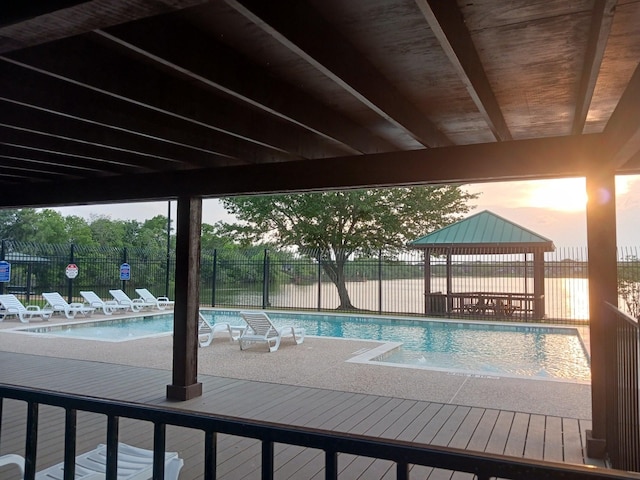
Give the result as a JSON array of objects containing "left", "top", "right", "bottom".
[
  {"left": 423, "top": 249, "right": 431, "bottom": 315},
  {"left": 585, "top": 170, "right": 617, "bottom": 458},
  {"left": 446, "top": 248, "right": 453, "bottom": 313},
  {"left": 167, "top": 196, "right": 203, "bottom": 401},
  {"left": 533, "top": 250, "right": 545, "bottom": 319}
]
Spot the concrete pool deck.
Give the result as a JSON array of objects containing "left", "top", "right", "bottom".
[{"left": 0, "top": 311, "right": 592, "bottom": 420}]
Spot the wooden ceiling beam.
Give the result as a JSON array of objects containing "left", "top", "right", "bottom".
[
  {"left": 0, "top": 97, "right": 235, "bottom": 170},
  {"left": 0, "top": 60, "right": 273, "bottom": 167},
  {"left": 0, "top": 103, "right": 187, "bottom": 170},
  {"left": 0, "top": 165, "right": 67, "bottom": 183},
  {"left": 0, "top": 126, "right": 153, "bottom": 175},
  {"left": 0, "top": 144, "right": 109, "bottom": 179},
  {"left": 0, "top": 0, "right": 210, "bottom": 53},
  {"left": 415, "top": 0, "right": 511, "bottom": 142},
  {"left": 226, "top": 0, "right": 452, "bottom": 148},
  {"left": 572, "top": 0, "right": 617, "bottom": 135},
  {"left": 601, "top": 61, "right": 640, "bottom": 168},
  {"left": 0, "top": 135, "right": 604, "bottom": 207},
  {"left": 100, "top": 17, "right": 396, "bottom": 155},
  {"left": 7, "top": 34, "right": 346, "bottom": 159},
  {"left": 1, "top": 0, "right": 92, "bottom": 28}
]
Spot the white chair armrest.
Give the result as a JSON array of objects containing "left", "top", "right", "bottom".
[{"left": 0, "top": 453, "right": 25, "bottom": 476}]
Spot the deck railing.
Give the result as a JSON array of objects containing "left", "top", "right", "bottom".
[
  {"left": 605, "top": 303, "right": 640, "bottom": 472},
  {"left": 1, "top": 384, "right": 640, "bottom": 480}
]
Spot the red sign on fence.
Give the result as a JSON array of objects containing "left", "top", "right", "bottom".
[{"left": 65, "top": 263, "right": 79, "bottom": 279}]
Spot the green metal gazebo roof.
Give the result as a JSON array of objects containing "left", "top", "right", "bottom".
[{"left": 409, "top": 210, "right": 555, "bottom": 254}]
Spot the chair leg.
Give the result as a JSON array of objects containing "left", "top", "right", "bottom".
[{"left": 268, "top": 337, "right": 281, "bottom": 352}]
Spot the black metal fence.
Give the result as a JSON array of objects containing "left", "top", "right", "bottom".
[
  {"left": 0, "top": 241, "right": 174, "bottom": 305},
  {"left": 605, "top": 303, "right": 640, "bottom": 472},
  {"left": 2, "top": 384, "right": 638, "bottom": 480},
  {"left": 2, "top": 241, "right": 640, "bottom": 324}
]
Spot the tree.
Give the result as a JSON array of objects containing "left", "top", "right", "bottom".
[
  {"left": 0, "top": 209, "right": 20, "bottom": 240},
  {"left": 618, "top": 255, "right": 640, "bottom": 319},
  {"left": 89, "top": 216, "right": 127, "bottom": 248},
  {"left": 221, "top": 187, "right": 478, "bottom": 310}
]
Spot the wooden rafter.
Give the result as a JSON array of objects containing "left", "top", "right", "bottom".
[
  {"left": 98, "top": 18, "right": 396, "bottom": 155},
  {"left": 601, "top": 61, "right": 640, "bottom": 168},
  {"left": 415, "top": 0, "right": 512, "bottom": 142},
  {"left": 572, "top": 0, "right": 617, "bottom": 135},
  {"left": 0, "top": 0, "right": 210, "bottom": 53},
  {"left": 226, "top": 0, "right": 452, "bottom": 148},
  {"left": 0, "top": 59, "right": 264, "bottom": 167}
]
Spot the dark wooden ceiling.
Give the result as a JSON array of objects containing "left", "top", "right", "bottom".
[{"left": 1, "top": 0, "right": 639, "bottom": 207}]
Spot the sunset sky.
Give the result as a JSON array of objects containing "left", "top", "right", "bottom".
[{"left": 55, "top": 175, "right": 640, "bottom": 248}]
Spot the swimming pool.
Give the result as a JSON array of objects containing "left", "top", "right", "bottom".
[{"left": 14, "top": 309, "right": 590, "bottom": 382}]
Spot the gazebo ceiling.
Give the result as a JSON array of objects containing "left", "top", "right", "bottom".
[{"left": 1, "top": 0, "right": 639, "bottom": 208}]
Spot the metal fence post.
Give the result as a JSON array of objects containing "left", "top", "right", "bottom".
[
  {"left": 67, "top": 243, "right": 75, "bottom": 303},
  {"left": 121, "top": 247, "right": 128, "bottom": 292},
  {"left": 317, "top": 250, "right": 322, "bottom": 311},
  {"left": 262, "top": 249, "right": 269, "bottom": 309},
  {"left": 378, "top": 249, "right": 383, "bottom": 314},
  {"left": 0, "top": 239, "right": 5, "bottom": 295},
  {"left": 211, "top": 249, "right": 217, "bottom": 307},
  {"left": 165, "top": 201, "right": 171, "bottom": 297}
]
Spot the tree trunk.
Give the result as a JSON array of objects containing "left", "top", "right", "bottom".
[
  {"left": 334, "top": 267, "right": 354, "bottom": 310},
  {"left": 321, "top": 256, "right": 355, "bottom": 310}
]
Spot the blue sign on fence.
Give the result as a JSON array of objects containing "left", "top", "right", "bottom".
[
  {"left": 119, "top": 263, "right": 131, "bottom": 281},
  {"left": 0, "top": 261, "right": 10, "bottom": 283}
]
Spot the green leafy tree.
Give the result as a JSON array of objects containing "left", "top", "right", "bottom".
[
  {"left": 64, "top": 215, "right": 95, "bottom": 245},
  {"left": 221, "top": 187, "right": 478, "bottom": 310},
  {"left": 618, "top": 255, "right": 640, "bottom": 319},
  {"left": 135, "top": 216, "right": 171, "bottom": 251},
  {"left": 89, "top": 216, "right": 127, "bottom": 248},
  {"left": 0, "top": 209, "right": 20, "bottom": 240}
]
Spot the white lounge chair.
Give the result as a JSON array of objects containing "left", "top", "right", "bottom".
[
  {"left": 80, "top": 290, "right": 133, "bottom": 315},
  {"left": 198, "top": 312, "right": 244, "bottom": 347},
  {"left": 0, "top": 442, "right": 183, "bottom": 480},
  {"left": 239, "top": 311, "right": 304, "bottom": 352},
  {"left": 0, "top": 294, "right": 53, "bottom": 323},
  {"left": 109, "top": 289, "right": 154, "bottom": 312},
  {"left": 42, "top": 291, "right": 95, "bottom": 319},
  {"left": 135, "top": 288, "right": 175, "bottom": 310}
]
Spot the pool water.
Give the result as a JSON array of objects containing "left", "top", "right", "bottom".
[{"left": 16, "top": 309, "right": 591, "bottom": 382}]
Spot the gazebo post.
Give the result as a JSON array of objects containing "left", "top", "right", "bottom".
[
  {"left": 423, "top": 248, "right": 432, "bottom": 315},
  {"left": 446, "top": 247, "right": 453, "bottom": 313},
  {"left": 533, "top": 249, "right": 545, "bottom": 319}
]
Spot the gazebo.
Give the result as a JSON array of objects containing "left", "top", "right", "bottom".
[{"left": 409, "top": 210, "right": 555, "bottom": 319}]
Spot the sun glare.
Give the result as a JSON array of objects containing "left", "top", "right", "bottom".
[{"left": 525, "top": 178, "right": 588, "bottom": 212}]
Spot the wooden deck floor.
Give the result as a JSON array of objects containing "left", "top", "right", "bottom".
[{"left": 0, "top": 352, "right": 603, "bottom": 479}]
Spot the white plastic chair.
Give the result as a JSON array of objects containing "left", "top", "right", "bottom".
[
  {"left": 135, "top": 288, "right": 175, "bottom": 310},
  {"left": 42, "top": 292, "right": 95, "bottom": 319},
  {"left": 198, "top": 312, "right": 244, "bottom": 347},
  {"left": 80, "top": 290, "right": 133, "bottom": 315},
  {"left": 239, "top": 311, "right": 304, "bottom": 352},
  {"left": 0, "top": 442, "right": 183, "bottom": 479},
  {"left": 109, "top": 289, "right": 154, "bottom": 312},
  {"left": 0, "top": 294, "right": 53, "bottom": 323}
]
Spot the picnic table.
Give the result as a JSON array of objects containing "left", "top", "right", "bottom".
[{"left": 453, "top": 292, "right": 534, "bottom": 318}]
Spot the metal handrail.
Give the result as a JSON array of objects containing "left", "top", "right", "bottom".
[
  {"left": 2, "top": 384, "right": 640, "bottom": 480},
  {"left": 605, "top": 303, "right": 640, "bottom": 472}
]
